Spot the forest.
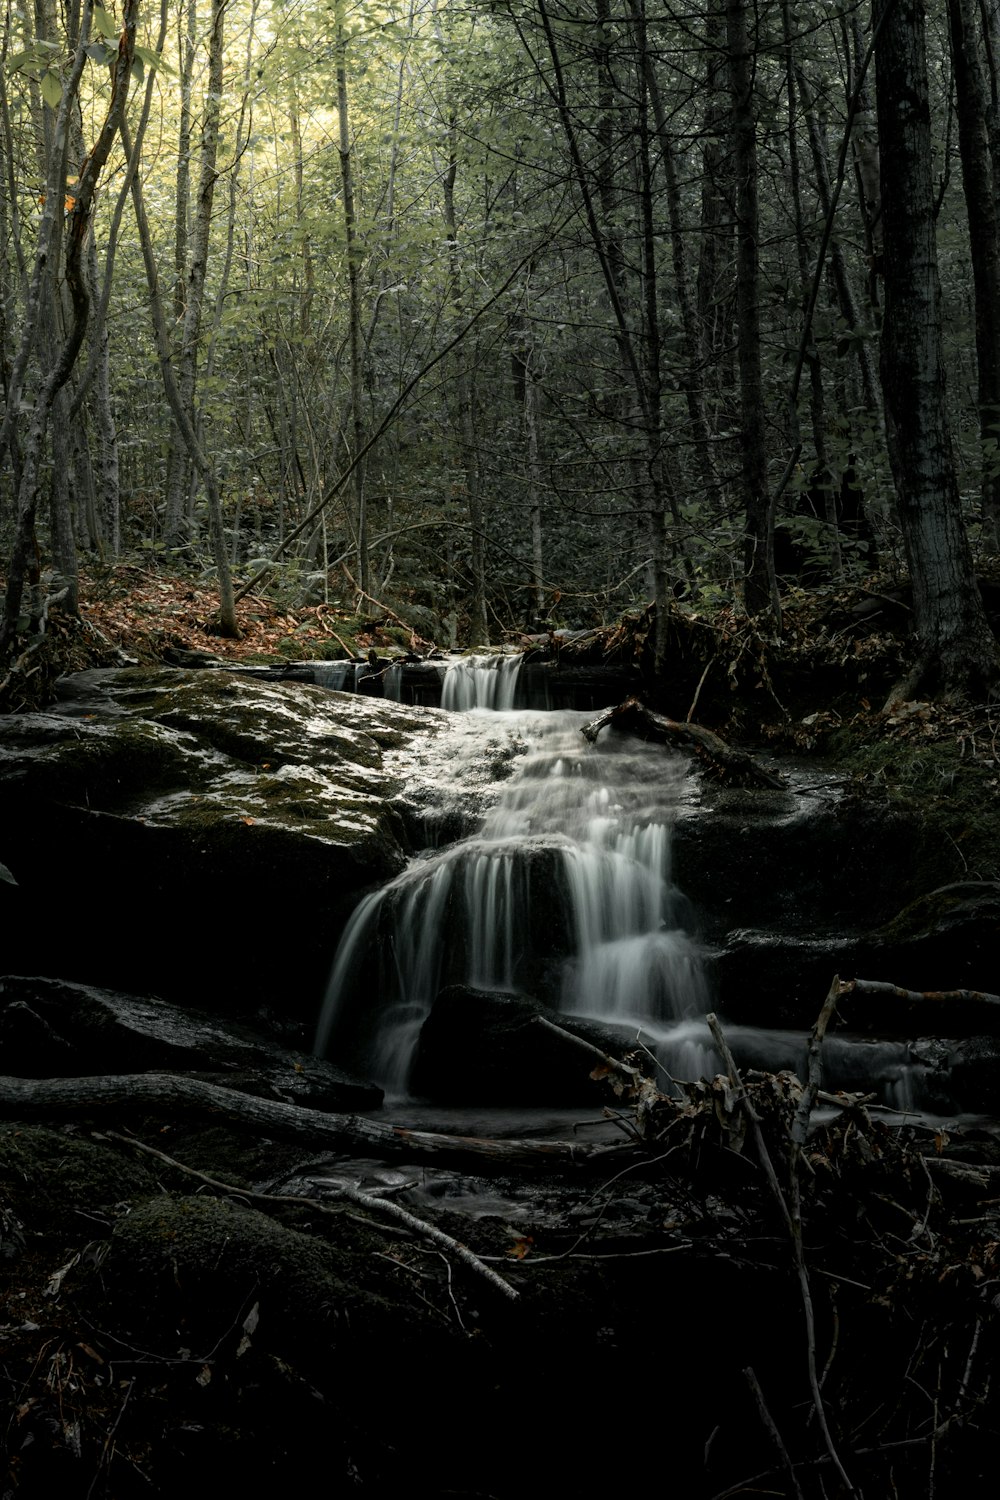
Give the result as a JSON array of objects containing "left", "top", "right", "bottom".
[
  {"left": 5, "top": 4, "right": 1000, "bottom": 1497},
  {"left": 2, "top": 0, "right": 1000, "bottom": 701}
]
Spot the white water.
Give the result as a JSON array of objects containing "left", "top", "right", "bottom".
[
  {"left": 440, "top": 652, "right": 523, "bottom": 711},
  {"left": 315, "top": 656, "right": 929, "bottom": 1108}
]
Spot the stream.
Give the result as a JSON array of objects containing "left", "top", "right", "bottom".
[{"left": 315, "top": 654, "right": 928, "bottom": 1115}]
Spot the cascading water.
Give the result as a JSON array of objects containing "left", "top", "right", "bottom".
[
  {"left": 316, "top": 653, "right": 713, "bottom": 1097},
  {"left": 440, "top": 652, "right": 523, "bottom": 711},
  {"left": 315, "top": 654, "right": 929, "bottom": 1109}
]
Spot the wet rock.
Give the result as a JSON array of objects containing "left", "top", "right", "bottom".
[
  {"left": 913, "top": 1036, "right": 1000, "bottom": 1114},
  {"left": 411, "top": 984, "right": 652, "bottom": 1105},
  {"left": 0, "top": 669, "right": 448, "bottom": 1018},
  {"left": 0, "top": 976, "right": 381, "bottom": 1109},
  {"left": 869, "top": 881, "right": 1000, "bottom": 982},
  {"left": 673, "top": 781, "right": 953, "bottom": 939},
  {"left": 711, "top": 882, "right": 1000, "bottom": 1035}
]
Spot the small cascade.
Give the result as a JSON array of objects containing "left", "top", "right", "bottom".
[
  {"left": 316, "top": 694, "right": 931, "bottom": 1111},
  {"left": 314, "top": 661, "right": 366, "bottom": 692},
  {"left": 316, "top": 706, "right": 704, "bottom": 1097},
  {"left": 311, "top": 660, "right": 412, "bottom": 700},
  {"left": 441, "top": 653, "right": 523, "bottom": 711}
]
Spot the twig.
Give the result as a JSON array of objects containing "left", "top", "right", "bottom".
[
  {"left": 532, "top": 1014, "right": 644, "bottom": 1080},
  {"left": 744, "top": 1366, "right": 806, "bottom": 1500},
  {"left": 329, "top": 630, "right": 359, "bottom": 661},
  {"left": 792, "top": 976, "right": 849, "bottom": 1147},
  {"left": 321, "top": 1179, "right": 519, "bottom": 1300},
  {"left": 103, "top": 1131, "right": 519, "bottom": 1302},
  {"left": 686, "top": 653, "right": 716, "bottom": 723},
  {"left": 707, "top": 1010, "right": 858, "bottom": 1497}
]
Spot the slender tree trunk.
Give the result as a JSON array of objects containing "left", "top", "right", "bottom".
[
  {"left": 441, "top": 111, "right": 487, "bottom": 645},
  {"left": 726, "top": 0, "right": 777, "bottom": 624},
  {"left": 163, "top": 0, "right": 197, "bottom": 543},
  {"left": 781, "top": 0, "right": 840, "bottom": 580},
  {"left": 697, "top": 0, "right": 736, "bottom": 410},
  {"left": 1, "top": 0, "right": 139, "bottom": 659},
  {"left": 336, "top": 2, "right": 371, "bottom": 604},
  {"left": 123, "top": 104, "right": 239, "bottom": 638},
  {"left": 637, "top": 13, "right": 717, "bottom": 505},
  {"left": 948, "top": 0, "right": 1000, "bottom": 547},
  {"left": 874, "top": 0, "right": 1000, "bottom": 700}
]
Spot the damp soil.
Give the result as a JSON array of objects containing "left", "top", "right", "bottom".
[{"left": 4, "top": 1092, "right": 1000, "bottom": 1500}]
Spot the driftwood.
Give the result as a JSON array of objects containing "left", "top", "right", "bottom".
[
  {"left": 581, "top": 697, "right": 786, "bottom": 789},
  {"left": 0, "top": 1072, "right": 626, "bottom": 1169}
]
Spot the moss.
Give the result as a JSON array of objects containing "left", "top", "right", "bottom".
[
  {"left": 19, "top": 720, "right": 198, "bottom": 812},
  {"left": 0, "top": 1125, "right": 158, "bottom": 1228},
  {"left": 827, "top": 723, "right": 1000, "bottom": 882},
  {"left": 101, "top": 1195, "right": 353, "bottom": 1356}
]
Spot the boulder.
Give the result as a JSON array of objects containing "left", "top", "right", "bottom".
[
  {"left": 711, "top": 882, "right": 1000, "bottom": 1035},
  {"left": 411, "top": 984, "right": 654, "bottom": 1105},
  {"left": 0, "top": 975, "right": 381, "bottom": 1109},
  {"left": 0, "top": 669, "right": 447, "bottom": 1019},
  {"left": 672, "top": 781, "right": 953, "bottom": 940}
]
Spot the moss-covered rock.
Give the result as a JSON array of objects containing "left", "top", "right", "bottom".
[
  {"left": 99, "top": 1195, "right": 352, "bottom": 1357},
  {"left": 0, "top": 1124, "right": 158, "bottom": 1229},
  {"left": 0, "top": 670, "right": 450, "bottom": 1020}
]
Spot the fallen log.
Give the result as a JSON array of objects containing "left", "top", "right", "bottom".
[
  {"left": 0, "top": 1072, "right": 628, "bottom": 1169},
  {"left": 581, "top": 697, "right": 786, "bottom": 789}
]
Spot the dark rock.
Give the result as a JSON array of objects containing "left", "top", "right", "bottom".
[
  {"left": 0, "top": 669, "right": 447, "bottom": 1019},
  {"left": 939, "top": 1036, "right": 1000, "bottom": 1113},
  {"left": 711, "top": 882, "right": 1000, "bottom": 1035},
  {"left": 673, "top": 781, "right": 953, "bottom": 939},
  {"left": 411, "top": 984, "right": 652, "bottom": 1105},
  {"left": 98, "top": 1194, "right": 354, "bottom": 1355},
  {"left": 0, "top": 975, "right": 381, "bottom": 1109}
]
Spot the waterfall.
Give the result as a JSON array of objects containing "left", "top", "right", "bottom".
[
  {"left": 315, "top": 697, "right": 705, "bottom": 1096},
  {"left": 441, "top": 653, "right": 523, "bottom": 711},
  {"left": 315, "top": 684, "right": 930, "bottom": 1110}
]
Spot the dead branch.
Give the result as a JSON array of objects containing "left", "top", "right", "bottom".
[
  {"left": 708, "top": 1010, "right": 858, "bottom": 1498},
  {"left": 581, "top": 697, "right": 786, "bottom": 789},
  {"left": 842, "top": 978, "right": 1000, "bottom": 1008},
  {"left": 101, "top": 1130, "right": 517, "bottom": 1301}
]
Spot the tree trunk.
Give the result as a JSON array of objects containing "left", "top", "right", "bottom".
[
  {"left": 874, "top": 0, "right": 1000, "bottom": 700},
  {"left": 948, "top": 0, "right": 1000, "bottom": 548},
  {"left": 1, "top": 0, "right": 138, "bottom": 659},
  {"left": 336, "top": 1, "right": 371, "bottom": 605},
  {"left": 726, "top": 0, "right": 778, "bottom": 624},
  {"left": 163, "top": 0, "right": 198, "bottom": 546},
  {"left": 442, "top": 112, "right": 488, "bottom": 645}
]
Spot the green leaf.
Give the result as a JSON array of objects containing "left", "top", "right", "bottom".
[
  {"left": 40, "top": 69, "right": 63, "bottom": 108},
  {"left": 130, "top": 56, "right": 143, "bottom": 82},
  {"left": 134, "top": 44, "right": 173, "bottom": 74},
  {"left": 0, "top": 861, "right": 17, "bottom": 886},
  {"left": 85, "top": 41, "right": 116, "bottom": 65},
  {"left": 92, "top": 5, "right": 119, "bottom": 39}
]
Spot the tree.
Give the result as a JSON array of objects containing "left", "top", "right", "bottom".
[{"left": 874, "top": 0, "right": 1000, "bottom": 700}]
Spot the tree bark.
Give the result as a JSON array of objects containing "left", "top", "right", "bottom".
[
  {"left": 336, "top": 0, "right": 371, "bottom": 606},
  {"left": 948, "top": 0, "right": 1000, "bottom": 548},
  {"left": 1, "top": 0, "right": 139, "bottom": 660},
  {"left": 874, "top": 0, "right": 1000, "bottom": 701},
  {"left": 0, "top": 1072, "right": 624, "bottom": 1169},
  {"left": 726, "top": 0, "right": 778, "bottom": 625}
]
